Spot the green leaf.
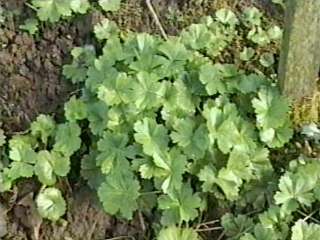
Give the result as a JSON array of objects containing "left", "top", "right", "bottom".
[
  {"left": 215, "top": 167, "right": 242, "bottom": 200},
  {"left": 97, "top": 132, "right": 135, "bottom": 174},
  {"left": 51, "top": 152, "right": 70, "bottom": 177},
  {"left": 258, "top": 206, "right": 290, "bottom": 239},
  {"left": 260, "top": 128, "right": 275, "bottom": 145},
  {"left": 272, "top": 0, "right": 285, "bottom": 8},
  {"left": 158, "top": 226, "right": 201, "bottom": 240},
  {"left": 153, "top": 148, "right": 187, "bottom": 193},
  {"left": 240, "top": 233, "right": 256, "bottom": 240},
  {"left": 102, "top": 37, "right": 127, "bottom": 63},
  {"left": 171, "top": 118, "right": 209, "bottom": 159},
  {"left": 204, "top": 98, "right": 257, "bottom": 154},
  {"left": 259, "top": 53, "right": 275, "bottom": 68},
  {"left": 221, "top": 213, "right": 254, "bottom": 239},
  {"left": 64, "top": 96, "right": 87, "bottom": 122},
  {"left": 53, "top": 122, "right": 81, "bottom": 157},
  {"left": 0, "top": 169, "right": 13, "bottom": 192},
  {"left": 63, "top": 46, "right": 96, "bottom": 84},
  {"left": 162, "top": 79, "right": 196, "bottom": 124},
  {"left": 204, "top": 19, "right": 235, "bottom": 57},
  {"left": 159, "top": 39, "right": 190, "bottom": 63},
  {"left": 31, "top": 114, "right": 55, "bottom": 144},
  {"left": 199, "top": 63, "right": 227, "bottom": 95},
  {"left": 158, "top": 183, "right": 202, "bottom": 225},
  {"left": 80, "top": 151, "right": 104, "bottom": 189},
  {"left": 240, "top": 47, "right": 255, "bottom": 61},
  {"left": 250, "top": 147, "right": 272, "bottom": 176},
  {"left": 19, "top": 18, "right": 39, "bottom": 35},
  {"left": 34, "top": 153, "right": 56, "bottom": 186},
  {"left": 203, "top": 148, "right": 270, "bottom": 201},
  {"left": 243, "top": 7, "right": 263, "bottom": 26},
  {"left": 216, "top": 116, "right": 256, "bottom": 154},
  {"left": 132, "top": 72, "right": 166, "bottom": 110},
  {"left": 35, "top": 150, "right": 69, "bottom": 185},
  {"left": 252, "top": 88, "right": 290, "bottom": 130},
  {"left": 137, "top": 180, "right": 157, "bottom": 213},
  {"left": 227, "top": 150, "right": 253, "bottom": 181},
  {"left": 134, "top": 118, "right": 169, "bottom": 156},
  {"left": 198, "top": 165, "right": 217, "bottom": 192},
  {"left": 97, "top": 72, "right": 134, "bottom": 106},
  {"left": 98, "top": 166, "right": 140, "bottom": 219},
  {"left": 157, "top": 39, "right": 190, "bottom": 78},
  {"left": 85, "top": 56, "right": 118, "bottom": 92},
  {"left": 204, "top": 100, "right": 237, "bottom": 142},
  {"left": 234, "top": 74, "right": 266, "bottom": 94},
  {"left": 9, "top": 135, "right": 37, "bottom": 164},
  {"left": 8, "top": 162, "right": 34, "bottom": 179},
  {"left": 70, "top": 0, "right": 90, "bottom": 14},
  {"left": 248, "top": 27, "right": 271, "bottom": 46},
  {"left": 274, "top": 173, "right": 316, "bottom": 215},
  {"left": 17, "top": 10, "right": 299, "bottom": 232},
  {"left": 135, "top": 158, "right": 166, "bottom": 179},
  {"left": 87, "top": 100, "right": 109, "bottom": 136},
  {"left": 180, "top": 24, "right": 211, "bottom": 50},
  {"left": 250, "top": 224, "right": 280, "bottom": 240},
  {"left": 32, "top": 0, "right": 72, "bottom": 22},
  {"left": 36, "top": 187, "right": 66, "bottom": 221},
  {"left": 216, "top": 9, "right": 239, "bottom": 26},
  {"left": 267, "top": 26, "right": 283, "bottom": 41},
  {"left": 129, "top": 33, "right": 162, "bottom": 73},
  {"left": 291, "top": 220, "right": 320, "bottom": 240},
  {"left": 94, "top": 18, "right": 119, "bottom": 40},
  {"left": 99, "top": 0, "right": 121, "bottom": 12},
  {"left": 259, "top": 123, "right": 293, "bottom": 148}
]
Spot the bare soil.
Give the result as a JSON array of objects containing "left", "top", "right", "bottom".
[{"left": 0, "top": 0, "right": 100, "bottom": 133}]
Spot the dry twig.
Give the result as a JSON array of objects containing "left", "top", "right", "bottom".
[{"left": 146, "top": 0, "right": 168, "bottom": 40}]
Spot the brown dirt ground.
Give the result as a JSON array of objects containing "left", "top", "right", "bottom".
[
  {"left": 0, "top": 0, "right": 101, "bottom": 133},
  {"left": 0, "top": 0, "right": 283, "bottom": 239}
]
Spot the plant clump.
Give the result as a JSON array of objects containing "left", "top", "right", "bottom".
[{"left": 1, "top": 3, "right": 319, "bottom": 239}]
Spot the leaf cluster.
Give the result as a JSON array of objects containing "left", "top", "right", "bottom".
[
  {"left": 31, "top": 0, "right": 122, "bottom": 23},
  {"left": 60, "top": 8, "right": 291, "bottom": 235},
  {"left": 0, "top": 6, "right": 299, "bottom": 238},
  {"left": 0, "top": 115, "right": 81, "bottom": 220}
]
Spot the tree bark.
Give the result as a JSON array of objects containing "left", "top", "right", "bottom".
[{"left": 278, "top": 0, "right": 320, "bottom": 101}]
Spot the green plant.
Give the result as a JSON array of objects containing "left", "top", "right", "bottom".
[
  {"left": 2, "top": 6, "right": 317, "bottom": 239},
  {"left": 223, "top": 158, "right": 320, "bottom": 240},
  {"left": 243, "top": 7, "right": 283, "bottom": 47},
  {"left": 158, "top": 226, "right": 201, "bottom": 240},
  {"left": 272, "top": 0, "right": 285, "bottom": 8},
  {"left": 30, "top": 0, "right": 122, "bottom": 23},
  {"left": 20, "top": 18, "right": 39, "bottom": 35},
  {"left": 99, "top": 0, "right": 121, "bottom": 12},
  {"left": 31, "top": 0, "right": 90, "bottom": 22}
]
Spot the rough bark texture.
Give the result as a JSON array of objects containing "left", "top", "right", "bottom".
[{"left": 279, "top": 0, "right": 320, "bottom": 101}]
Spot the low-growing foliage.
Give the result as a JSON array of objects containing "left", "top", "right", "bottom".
[
  {"left": 1, "top": 4, "right": 319, "bottom": 239},
  {"left": 30, "top": 0, "right": 121, "bottom": 23}
]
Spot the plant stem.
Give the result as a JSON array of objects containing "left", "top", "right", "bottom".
[
  {"left": 140, "top": 190, "right": 162, "bottom": 196},
  {"left": 196, "top": 226, "right": 223, "bottom": 232},
  {"left": 146, "top": 0, "right": 168, "bottom": 40}
]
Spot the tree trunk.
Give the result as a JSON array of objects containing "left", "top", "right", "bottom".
[{"left": 278, "top": 0, "right": 320, "bottom": 123}]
